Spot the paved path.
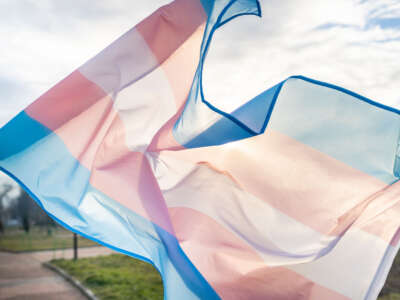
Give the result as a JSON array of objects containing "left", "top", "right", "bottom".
[{"left": 0, "top": 247, "right": 114, "bottom": 299}]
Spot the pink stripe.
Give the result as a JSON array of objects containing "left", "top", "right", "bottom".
[
  {"left": 391, "top": 228, "right": 400, "bottom": 246},
  {"left": 148, "top": 107, "right": 185, "bottom": 152},
  {"left": 356, "top": 181, "right": 400, "bottom": 246},
  {"left": 136, "top": 0, "right": 206, "bottom": 66},
  {"left": 146, "top": 24, "right": 205, "bottom": 152},
  {"left": 164, "top": 129, "right": 399, "bottom": 243},
  {"left": 25, "top": 71, "right": 113, "bottom": 169},
  {"left": 146, "top": 23, "right": 206, "bottom": 152},
  {"left": 161, "top": 23, "right": 206, "bottom": 108},
  {"left": 170, "top": 207, "right": 349, "bottom": 300},
  {"left": 144, "top": 3, "right": 206, "bottom": 151},
  {"left": 146, "top": 23, "right": 206, "bottom": 151},
  {"left": 84, "top": 114, "right": 175, "bottom": 234},
  {"left": 25, "top": 71, "right": 107, "bottom": 131}
]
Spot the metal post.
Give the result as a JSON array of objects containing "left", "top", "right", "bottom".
[{"left": 73, "top": 233, "right": 78, "bottom": 260}]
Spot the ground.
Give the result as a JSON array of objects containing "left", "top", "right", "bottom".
[
  {"left": 0, "top": 247, "right": 113, "bottom": 299},
  {"left": 1, "top": 226, "right": 400, "bottom": 299}
]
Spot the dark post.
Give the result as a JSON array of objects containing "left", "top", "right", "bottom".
[{"left": 73, "top": 233, "right": 78, "bottom": 260}]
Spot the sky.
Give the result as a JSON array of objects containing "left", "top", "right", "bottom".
[{"left": 0, "top": 0, "right": 399, "bottom": 186}]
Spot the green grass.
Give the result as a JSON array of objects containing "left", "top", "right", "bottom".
[
  {"left": 0, "top": 227, "right": 98, "bottom": 252},
  {"left": 379, "top": 294, "right": 400, "bottom": 300},
  {"left": 52, "top": 254, "right": 163, "bottom": 300}
]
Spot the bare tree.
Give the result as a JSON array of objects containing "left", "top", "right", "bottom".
[
  {"left": 17, "top": 189, "right": 33, "bottom": 233},
  {"left": 0, "top": 183, "right": 12, "bottom": 233},
  {"left": 1, "top": 184, "right": 55, "bottom": 233},
  {"left": 15, "top": 187, "right": 55, "bottom": 233}
]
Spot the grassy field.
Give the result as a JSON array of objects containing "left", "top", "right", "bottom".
[
  {"left": 52, "top": 254, "right": 163, "bottom": 300},
  {"left": 0, "top": 226, "right": 98, "bottom": 252},
  {"left": 380, "top": 294, "right": 400, "bottom": 300},
  {"left": 51, "top": 252, "right": 400, "bottom": 300}
]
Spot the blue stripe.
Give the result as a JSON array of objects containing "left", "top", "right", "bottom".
[
  {"left": 199, "top": 0, "right": 214, "bottom": 15},
  {"left": 0, "top": 111, "right": 51, "bottom": 160},
  {"left": 183, "top": 111, "right": 253, "bottom": 148},
  {"left": 0, "top": 112, "right": 220, "bottom": 300},
  {"left": 231, "top": 82, "right": 282, "bottom": 133},
  {"left": 199, "top": 0, "right": 261, "bottom": 19}
]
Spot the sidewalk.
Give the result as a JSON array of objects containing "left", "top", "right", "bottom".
[{"left": 0, "top": 247, "right": 114, "bottom": 299}]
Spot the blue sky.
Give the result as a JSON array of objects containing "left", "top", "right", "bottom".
[{"left": 0, "top": 0, "right": 399, "bottom": 185}]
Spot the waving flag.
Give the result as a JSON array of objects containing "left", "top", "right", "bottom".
[{"left": 1, "top": 0, "right": 399, "bottom": 299}]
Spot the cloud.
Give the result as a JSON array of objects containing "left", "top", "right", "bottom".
[{"left": 203, "top": 0, "right": 400, "bottom": 111}]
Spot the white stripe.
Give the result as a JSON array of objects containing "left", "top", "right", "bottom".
[
  {"left": 79, "top": 28, "right": 158, "bottom": 94},
  {"left": 147, "top": 151, "right": 338, "bottom": 266},
  {"left": 79, "top": 27, "right": 176, "bottom": 153},
  {"left": 113, "top": 67, "right": 176, "bottom": 152},
  {"left": 288, "top": 228, "right": 393, "bottom": 300}
]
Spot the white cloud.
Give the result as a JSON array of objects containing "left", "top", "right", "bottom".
[{"left": 203, "top": 0, "right": 400, "bottom": 111}]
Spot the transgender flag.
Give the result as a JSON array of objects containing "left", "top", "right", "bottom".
[{"left": 1, "top": 0, "right": 399, "bottom": 299}]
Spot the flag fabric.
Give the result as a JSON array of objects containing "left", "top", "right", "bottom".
[{"left": 1, "top": 0, "right": 400, "bottom": 299}]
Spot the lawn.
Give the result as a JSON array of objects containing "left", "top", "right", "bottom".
[
  {"left": 51, "top": 252, "right": 400, "bottom": 300},
  {"left": 0, "top": 226, "right": 98, "bottom": 252},
  {"left": 52, "top": 254, "right": 163, "bottom": 300},
  {"left": 380, "top": 295, "right": 400, "bottom": 300}
]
